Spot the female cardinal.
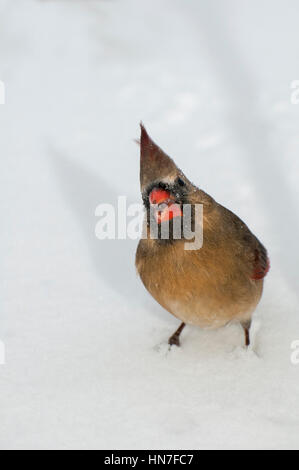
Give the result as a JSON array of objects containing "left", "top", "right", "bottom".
[{"left": 136, "top": 124, "right": 270, "bottom": 348}]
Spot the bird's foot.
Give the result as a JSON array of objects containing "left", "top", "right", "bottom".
[
  {"left": 168, "top": 334, "right": 181, "bottom": 347},
  {"left": 168, "top": 322, "right": 186, "bottom": 348}
]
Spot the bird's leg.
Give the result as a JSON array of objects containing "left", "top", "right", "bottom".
[
  {"left": 242, "top": 320, "right": 252, "bottom": 347},
  {"left": 168, "top": 322, "right": 186, "bottom": 347}
]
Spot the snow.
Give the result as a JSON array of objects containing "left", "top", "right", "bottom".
[{"left": 1, "top": 0, "right": 299, "bottom": 450}]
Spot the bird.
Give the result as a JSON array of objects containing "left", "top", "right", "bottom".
[{"left": 136, "top": 124, "right": 270, "bottom": 348}]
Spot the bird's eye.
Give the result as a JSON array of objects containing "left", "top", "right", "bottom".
[{"left": 177, "top": 177, "right": 185, "bottom": 187}]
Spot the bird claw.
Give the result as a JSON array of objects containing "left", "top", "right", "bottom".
[{"left": 168, "top": 335, "right": 180, "bottom": 347}]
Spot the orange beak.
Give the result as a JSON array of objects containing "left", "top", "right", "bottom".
[
  {"left": 149, "top": 189, "right": 171, "bottom": 205},
  {"left": 149, "top": 188, "right": 183, "bottom": 224}
]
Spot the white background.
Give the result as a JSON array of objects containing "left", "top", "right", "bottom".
[{"left": 0, "top": 0, "right": 299, "bottom": 450}]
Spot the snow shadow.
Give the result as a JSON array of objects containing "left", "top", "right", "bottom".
[{"left": 49, "top": 148, "right": 148, "bottom": 308}]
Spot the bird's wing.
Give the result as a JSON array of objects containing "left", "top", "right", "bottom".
[
  {"left": 219, "top": 204, "right": 270, "bottom": 281},
  {"left": 251, "top": 243, "right": 270, "bottom": 280},
  {"left": 236, "top": 219, "right": 270, "bottom": 281}
]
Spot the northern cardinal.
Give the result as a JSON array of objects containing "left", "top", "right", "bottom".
[{"left": 136, "top": 124, "right": 270, "bottom": 348}]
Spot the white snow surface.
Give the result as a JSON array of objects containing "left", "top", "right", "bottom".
[{"left": 1, "top": 0, "right": 299, "bottom": 450}]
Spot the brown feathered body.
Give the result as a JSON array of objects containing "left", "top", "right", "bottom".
[{"left": 136, "top": 125, "right": 269, "bottom": 333}]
